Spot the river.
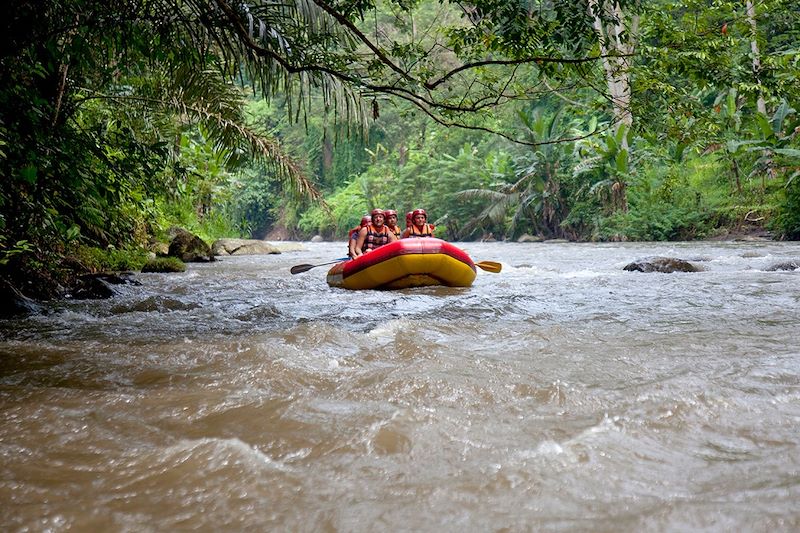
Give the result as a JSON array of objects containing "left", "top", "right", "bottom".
[{"left": 1, "top": 241, "right": 799, "bottom": 531}]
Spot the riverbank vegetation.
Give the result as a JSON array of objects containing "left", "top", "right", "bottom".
[{"left": 1, "top": 1, "right": 798, "bottom": 298}]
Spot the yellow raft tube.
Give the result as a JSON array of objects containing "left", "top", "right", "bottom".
[{"left": 326, "top": 238, "right": 477, "bottom": 290}]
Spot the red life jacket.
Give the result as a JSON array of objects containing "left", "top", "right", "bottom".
[
  {"left": 363, "top": 224, "right": 390, "bottom": 251},
  {"left": 406, "top": 223, "right": 434, "bottom": 238}
]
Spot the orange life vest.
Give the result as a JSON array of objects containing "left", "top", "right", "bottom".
[
  {"left": 386, "top": 224, "right": 402, "bottom": 239},
  {"left": 406, "top": 223, "right": 434, "bottom": 238},
  {"left": 362, "top": 224, "right": 390, "bottom": 251}
]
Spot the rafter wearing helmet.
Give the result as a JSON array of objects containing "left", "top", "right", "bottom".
[
  {"left": 354, "top": 208, "right": 397, "bottom": 257},
  {"left": 347, "top": 215, "right": 371, "bottom": 258},
  {"left": 383, "top": 209, "right": 401, "bottom": 239},
  {"left": 401, "top": 209, "right": 435, "bottom": 238}
]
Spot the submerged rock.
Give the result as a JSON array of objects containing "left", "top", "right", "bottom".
[
  {"left": 764, "top": 260, "right": 800, "bottom": 271},
  {"left": 623, "top": 257, "right": 699, "bottom": 273},
  {"left": 69, "top": 272, "right": 141, "bottom": 300}
]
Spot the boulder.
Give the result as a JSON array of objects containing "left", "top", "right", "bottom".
[
  {"left": 69, "top": 272, "right": 141, "bottom": 300},
  {"left": 0, "top": 278, "right": 42, "bottom": 316},
  {"left": 311, "top": 235, "right": 325, "bottom": 243},
  {"left": 211, "top": 238, "right": 282, "bottom": 256},
  {"left": 272, "top": 242, "right": 305, "bottom": 252},
  {"left": 623, "top": 257, "right": 699, "bottom": 273},
  {"left": 168, "top": 228, "right": 213, "bottom": 262},
  {"left": 517, "top": 234, "right": 543, "bottom": 243},
  {"left": 231, "top": 242, "right": 281, "bottom": 255}
]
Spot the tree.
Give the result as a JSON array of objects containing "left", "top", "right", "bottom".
[{"left": 455, "top": 106, "right": 580, "bottom": 239}]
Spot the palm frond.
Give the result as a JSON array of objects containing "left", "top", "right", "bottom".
[
  {"left": 171, "top": 97, "right": 324, "bottom": 204},
  {"left": 107, "top": 64, "right": 325, "bottom": 205},
  {"left": 454, "top": 188, "right": 508, "bottom": 202},
  {"left": 572, "top": 156, "right": 602, "bottom": 176},
  {"left": 589, "top": 178, "right": 614, "bottom": 195}
]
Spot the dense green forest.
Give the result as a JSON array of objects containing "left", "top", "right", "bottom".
[{"left": 1, "top": 0, "right": 798, "bottom": 298}]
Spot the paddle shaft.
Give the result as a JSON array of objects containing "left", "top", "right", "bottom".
[{"left": 290, "top": 257, "right": 349, "bottom": 275}]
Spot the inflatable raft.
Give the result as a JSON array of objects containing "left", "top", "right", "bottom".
[{"left": 326, "top": 238, "right": 477, "bottom": 290}]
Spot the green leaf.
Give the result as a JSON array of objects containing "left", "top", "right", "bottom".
[
  {"left": 19, "top": 165, "right": 38, "bottom": 184},
  {"left": 771, "top": 100, "right": 795, "bottom": 134},
  {"left": 772, "top": 148, "right": 800, "bottom": 159},
  {"left": 615, "top": 149, "right": 629, "bottom": 174},
  {"left": 755, "top": 114, "right": 773, "bottom": 138}
]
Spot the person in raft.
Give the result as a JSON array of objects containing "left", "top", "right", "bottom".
[
  {"left": 348, "top": 215, "right": 371, "bottom": 258},
  {"left": 405, "top": 211, "right": 413, "bottom": 233},
  {"left": 401, "top": 208, "right": 435, "bottom": 238},
  {"left": 354, "top": 208, "right": 397, "bottom": 257},
  {"left": 384, "top": 209, "right": 402, "bottom": 240}
]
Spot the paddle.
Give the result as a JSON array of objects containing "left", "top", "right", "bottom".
[
  {"left": 290, "top": 258, "right": 349, "bottom": 275},
  {"left": 475, "top": 261, "right": 502, "bottom": 273}
]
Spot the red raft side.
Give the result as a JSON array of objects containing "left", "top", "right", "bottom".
[{"left": 326, "top": 238, "right": 477, "bottom": 290}]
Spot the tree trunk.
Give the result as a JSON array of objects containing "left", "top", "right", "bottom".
[
  {"left": 746, "top": 1, "right": 767, "bottom": 115},
  {"left": 589, "top": 0, "right": 636, "bottom": 149},
  {"left": 589, "top": 0, "right": 636, "bottom": 214}
]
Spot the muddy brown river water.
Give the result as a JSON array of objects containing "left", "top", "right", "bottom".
[{"left": 1, "top": 241, "right": 799, "bottom": 531}]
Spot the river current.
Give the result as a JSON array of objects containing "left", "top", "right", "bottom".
[{"left": 1, "top": 241, "right": 799, "bottom": 531}]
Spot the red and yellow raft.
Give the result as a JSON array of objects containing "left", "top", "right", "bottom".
[{"left": 326, "top": 238, "right": 477, "bottom": 290}]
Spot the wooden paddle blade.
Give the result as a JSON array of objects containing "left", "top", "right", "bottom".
[
  {"left": 290, "top": 264, "right": 316, "bottom": 275},
  {"left": 476, "top": 261, "right": 502, "bottom": 273}
]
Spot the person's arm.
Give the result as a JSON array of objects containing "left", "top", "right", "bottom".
[
  {"left": 387, "top": 231, "right": 397, "bottom": 243},
  {"left": 354, "top": 227, "right": 368, "bottom": 257},
  {"left": 401, "top": 228, "right": 410, "bottom": 239},
  {"left": 348, "top": 234, "right": 357, "bottom": 257}
]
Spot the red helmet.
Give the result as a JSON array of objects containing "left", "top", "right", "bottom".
[
  {"left": 370, "top": 208, "right": 384, "bottom": 218},
  {"left": 384, "top": 209, "right": 397, "bottom": 218},
  {"left": 405, "top": 211, "right": 413, "bottom": 224},
  {"left": 412, "top": 208, "right": 427, "bottom": 220},
  {"left": 360, "top": 215, "right": 372, "bottom": 227}
]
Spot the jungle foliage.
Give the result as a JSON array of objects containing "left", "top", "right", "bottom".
[
  {"left": 0, "top": 1, "right": 799, "bottom": 297},
  {"left": 232, "top": 0, "right": 799, "bottom": 242}
]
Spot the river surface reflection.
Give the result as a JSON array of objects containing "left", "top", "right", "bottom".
[{"left": 1, "top": 241, "right": 799, "bottom": 531}]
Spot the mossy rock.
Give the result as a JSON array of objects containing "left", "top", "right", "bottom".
[{"left": 141, "top": 257, "right": 187, "bottom": 273}]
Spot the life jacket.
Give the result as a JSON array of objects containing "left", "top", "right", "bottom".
[
  {"left": 362, "top": 223, "right": 390, "bottom": 251},
  {"left": 386, "top": 224, "right": 402, "bottom": 240},
  {"left": 406, "top": 223, "right": 434, "bottom": 238}
]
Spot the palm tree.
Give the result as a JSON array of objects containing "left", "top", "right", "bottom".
[
  {"left": 455, "top": 106, "right": 579, "bottom": 239},
  {"left": 1, "top": 0, "right": 356, "bottom": 287}
]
